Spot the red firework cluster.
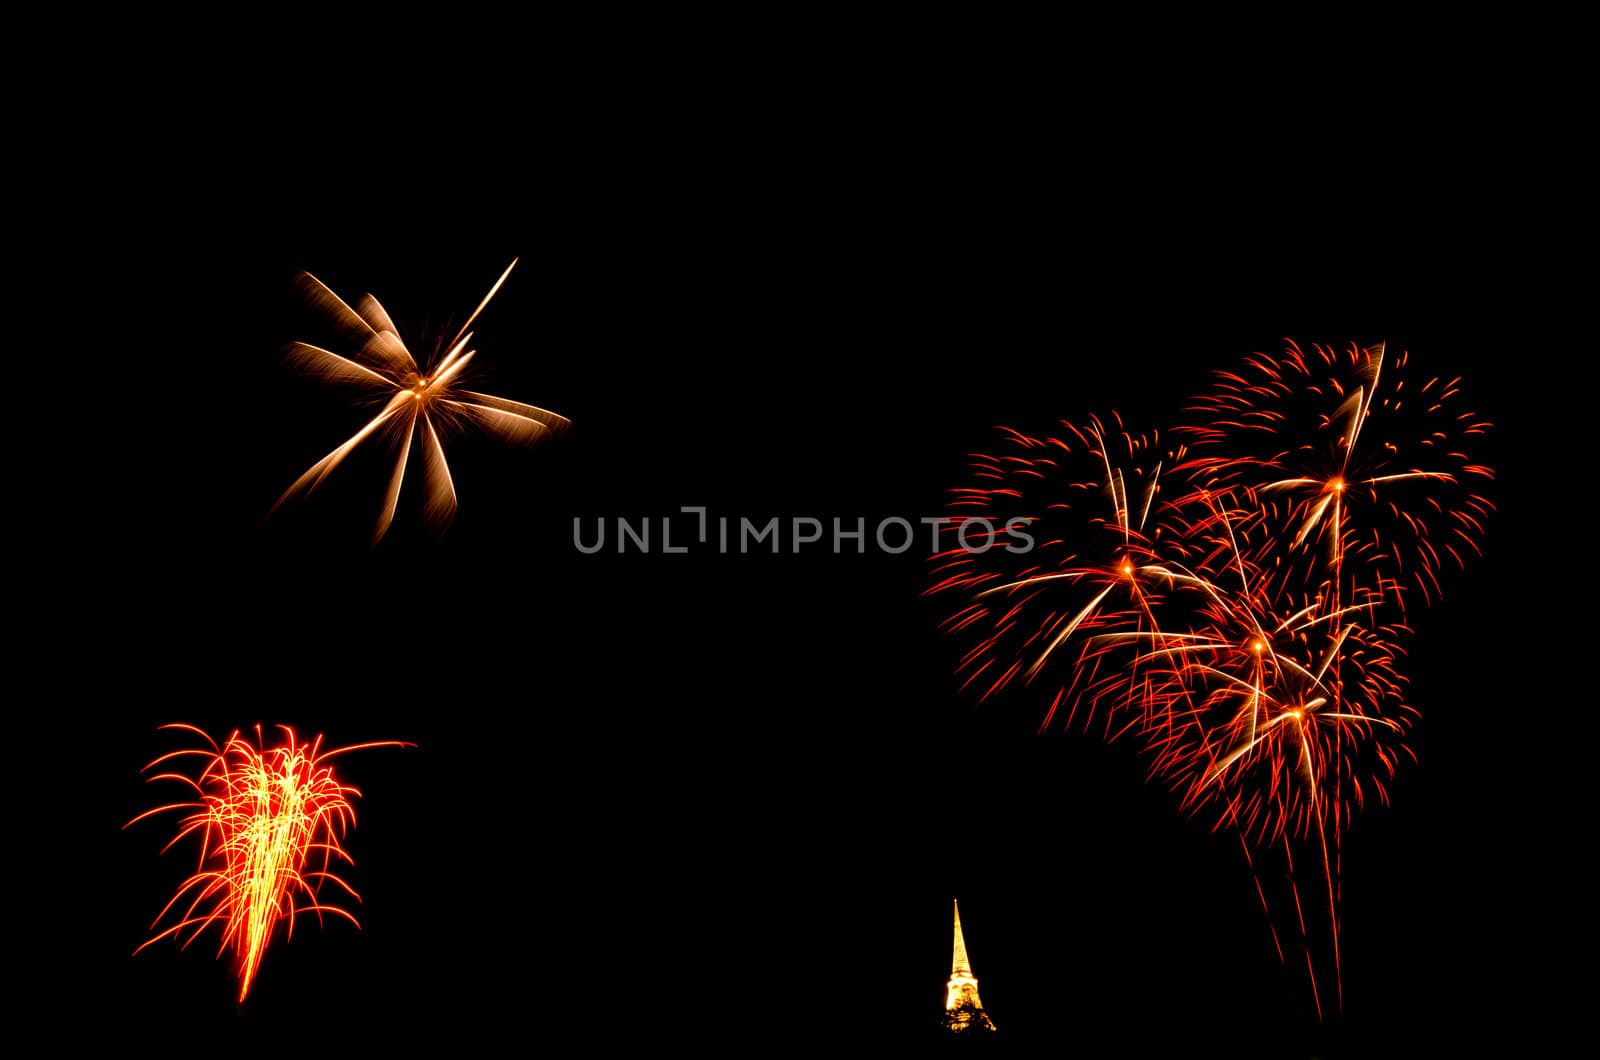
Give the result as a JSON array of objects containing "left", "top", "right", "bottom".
[{"left": 930, "top": 340, "right": 1492, "bottom": 1016}]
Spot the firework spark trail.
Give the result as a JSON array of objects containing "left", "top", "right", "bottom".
[
  {"left": 126, "top": 724, "right": 411, "bottom": 1002},
  {"left": 929, "top": 341, "right": 1491, "bottom": 1020},
  {"left": 271, "top": 259, "right": 570, "bottom": 543}
]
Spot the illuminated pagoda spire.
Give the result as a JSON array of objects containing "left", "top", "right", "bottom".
[{"left": 943, "top": 898, "right": 997, "bottom": 1033}]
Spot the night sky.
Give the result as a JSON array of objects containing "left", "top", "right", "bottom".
[{"left": 40, "top": 169, "right": 1556, "bottom": 1055}]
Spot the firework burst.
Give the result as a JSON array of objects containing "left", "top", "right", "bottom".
[
  {"left": 1136, "top": 571, "right": 1414, "bottom": 847},
  {"left": 930, "top": 340, "right": 1491, "bottom": 1019},
  {"left": 126, "top": 724, "right": 411, "bottom": 1002},
  {"left": 272, "top": 259, "right": 570, "bottom": 543},
  {"left": 1177, "top": 340, "right": 1494, "bottom": 613},
  {"left": 930, "top": 413, "right": 1194, "bottom": 737}
]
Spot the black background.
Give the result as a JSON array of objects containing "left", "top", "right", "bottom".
[{"left": 36, "top": 146, "right": 1557, "bottom": 1055}]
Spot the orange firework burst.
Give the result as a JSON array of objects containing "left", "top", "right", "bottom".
[
  {"left": 930, "top": 413, "right": 1192, "bottom": 736},
  {"left": 272, "top": 259, "right": 570, "bottom": 543},
  {"left": 1178, "top": 340, "right": 1494, "bottom": 612},
  {"left": 1136, "top": 558, "right": 1414, "bottom": 846},
  {"left": 930, "top": 340, "right": 1492, "bottom": 1020},
  {"left": 126, "top": 724, "right": 411, "bottom": 1002}
]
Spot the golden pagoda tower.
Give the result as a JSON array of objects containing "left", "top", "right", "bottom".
[{"left": 942, "top": 898, "right": 997, "bottom": 1033}]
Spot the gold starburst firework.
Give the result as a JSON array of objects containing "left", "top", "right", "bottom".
[{"left": 272, "top": 259, "right": 568, "bottom": 542}]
